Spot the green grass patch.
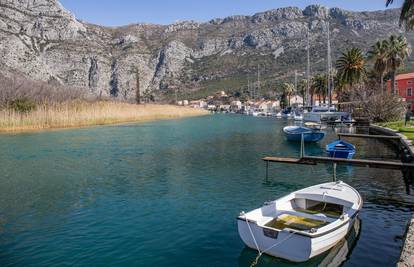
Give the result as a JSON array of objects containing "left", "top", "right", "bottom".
[{"left": 378, "top": 121, "right": 414, "bottom": 141}]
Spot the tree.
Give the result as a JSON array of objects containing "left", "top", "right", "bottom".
[
  {"left": 336, "top": 47, "right": 366, "bottom": 94},
  {"left": 298, "top": 79, "right": 307, "bottom": 106},
  {"left": 386, "top": 35, "right": 412, "bottom": 94},
  {"left": 135, "top": 69, "right": 141, "bottom": 104},
  {"left": 312, "top": 74, "right": 328, "bottom": 105},
  {"left": 386, "top": 0, "right": 414, "bottom": 30},
  {"left": 282, "top": 82, "right": 295, "bottom": 107},
  {"left": 367, "top": 40, "right": 389, "bottom": 92}
]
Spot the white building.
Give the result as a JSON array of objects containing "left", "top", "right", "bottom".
[
  {"left": 199, "top": 101, "right": 208, "bottom": 109},
  {"left": 290, "top": 95, "right": 304, "bottom": 107},
  {"left": 231, "top": 100, "right": 242, "bottom": 111}
]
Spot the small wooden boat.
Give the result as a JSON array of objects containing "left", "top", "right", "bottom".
[
  {"left": 283, "top": 126, "right": 325, "bottom": 142},
  {"left": 237, "top": 181, "right": 362, "bottom": 262},
  {"left": 326, "top": 140, "right": 356, "bottom": 159}
]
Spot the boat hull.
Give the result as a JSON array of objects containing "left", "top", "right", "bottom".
[
  {"left": 237, "top": 215, "right": 358, "bottom": 262},
  {"left": 327, "top": 150, "right": 355, "bottom": 159},
  {"left": 284, "top": 131, "right": 325, "bottom": 142}
]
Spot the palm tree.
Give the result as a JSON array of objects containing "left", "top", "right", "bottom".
[
  {"left": 298, "top": 79, "right": 307, "bottom": 107},
  {"left": 336, "top": 47, "right": 366, "bottom": 91},
  {"left": 368, "top": 40, "right": 389, "bottom": 92},
  {"left": 312, "top": 74, "right": 327, "bottom": 105},
  {"left": 386, "top": 0, "right": 414, "bottom": 30},
  {"left": 386, "top": 35, "right": 412, "bottom": 94},
  {"left": 282, "top": 82, "right": 295, "bottom": 107}
]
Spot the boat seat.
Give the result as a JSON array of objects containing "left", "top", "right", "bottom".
[
  {"left": 282, "top": 210, "right": 336, "bottom": 223},
  {"left": 256, "top": 216, "right": 276, "bottom": 226},
  {"left": 294, "top": 202, "right": 343, "bottom": 219}
]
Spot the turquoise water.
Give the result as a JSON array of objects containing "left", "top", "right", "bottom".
[{"left": 0, "top": 115, "right": 413, "bottom": 267}]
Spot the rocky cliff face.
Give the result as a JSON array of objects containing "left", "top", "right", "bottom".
[{"left": 0, "top": 0, "right": 409, "bottom": 99}]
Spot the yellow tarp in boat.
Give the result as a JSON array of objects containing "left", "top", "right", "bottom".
[{"left": 265, "top": 214, "right": 328, "bottom": 231}]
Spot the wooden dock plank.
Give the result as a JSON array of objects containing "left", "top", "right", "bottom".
[
  {"left": 263, "top": 156, "right": 414, "bottom": 170},
  {"left": 262, "top": 157, "right": 316, "bottom": 165},
  {"left": 338, "top": 133, "right": 401, "bottom": 140}
]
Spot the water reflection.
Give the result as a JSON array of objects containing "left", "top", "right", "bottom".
[{"left": 0, "top": 115, "right": 413, "bottom": 266}]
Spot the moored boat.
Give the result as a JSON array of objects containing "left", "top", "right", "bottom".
[
  {"left": 237, "top": 181, "right": 362, "bottom": 262},
  {"left": 283, "top": 126, "right": 325, "bottom": 142},
  {"left": 326, "top": 140, "right": 356, "bottom": 159},
  {"left": 294, "top": 114, "right": 303, "bottom": 121}
]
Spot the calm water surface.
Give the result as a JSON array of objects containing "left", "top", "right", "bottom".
[{"left": 0, "top": 115, "right": 413, "bottom": 267}]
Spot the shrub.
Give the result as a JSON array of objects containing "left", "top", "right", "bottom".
[
  {"left": 342, "top": 83, "right": 406, "bottom": 122},
  {"left": 0, "top": 71, "right": 86, "bottom": 109},
  {"left": 9, "top": 98, "right": 36, "bottom": 113}
]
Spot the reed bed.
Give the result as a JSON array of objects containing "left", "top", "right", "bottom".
[{"left": 0, "top": 101, "right": 208, "bottom": 133}]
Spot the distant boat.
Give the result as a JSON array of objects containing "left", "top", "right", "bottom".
[
  {"left": 303, "top": 107, "right": 352, "bottom": 124},
  {"left": 326, "top": 140, "right": 356, "bottom": 159},
  {"left": 237, "top": 181, "right": 363, "bottom": 262},
  {"left": 283, "top": 126, "right": 325, "bottom": 142},
  {"left": 294, "top": 114, "right": 303, "bottom": 121}
]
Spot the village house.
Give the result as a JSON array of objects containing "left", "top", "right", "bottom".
[
  {"left": 387, "top": 73, "right": 414, "bottom": 109},
  {"left": 230, "top": 100, "right": 243, "bottom": 112}
]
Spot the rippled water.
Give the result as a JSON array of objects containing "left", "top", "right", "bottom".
[{"left": 0, "top": 115, "right": 413, "bottom": 267}]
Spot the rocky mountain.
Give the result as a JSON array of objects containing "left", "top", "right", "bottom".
[{"left": 0, "top": 0, "right": 411, "bottom": 100}]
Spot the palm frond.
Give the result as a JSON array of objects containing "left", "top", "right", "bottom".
[{"left": 386, "top": 0, "right": 394, "bottom": 6}]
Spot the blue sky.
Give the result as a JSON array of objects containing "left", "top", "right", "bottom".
[{"left": 60, "top": 0, "right": 403, "bottom": 26}]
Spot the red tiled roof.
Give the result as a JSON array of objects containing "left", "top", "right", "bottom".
[{"left": 395, "top": 73, "right": 414, "bottom": 81}]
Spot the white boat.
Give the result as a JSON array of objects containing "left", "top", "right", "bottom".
[
  {"left": 281, "top": 112, "right": 290, "bottom": 119},
  {"left": 237, "top": 181, "right": 362, "bottom": 262},
  {"left": 294, "top": 114, "right": 303, "bottom": 121}
]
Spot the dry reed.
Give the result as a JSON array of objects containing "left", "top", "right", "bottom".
[{"left": 0, "top": 101, "right": 208, "bottom": 133}]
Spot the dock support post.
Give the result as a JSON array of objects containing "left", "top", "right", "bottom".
[
  {"left": 266, "top": 161, "right": 269, "bottom": 179},
  {"left": 300, "top": 134, "right": 305, "bottom": 158}
]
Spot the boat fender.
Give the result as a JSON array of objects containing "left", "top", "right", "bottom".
[
  {"left": 340, "top": 214, "right": 346, "bottom": 221},
  {"left": 240, "top": 211, "right": 245, "bottom": 216},
  {"left": 310, "top": 228, "right": 317, "bottom": 233}
]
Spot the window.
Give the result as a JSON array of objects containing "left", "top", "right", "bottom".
[
  {"left": 408, "top": 88, "right": 413, "bottom": 97},
  {"left": 408, "top": 81, "right": 413, "bottom": 85}
]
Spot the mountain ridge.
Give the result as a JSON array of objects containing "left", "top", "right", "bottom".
[{"left": 0, "top": 0, "right": 409, "bottom": 100}]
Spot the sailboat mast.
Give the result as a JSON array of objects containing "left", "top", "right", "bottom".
[
  {"left": 306, "top": 28, "right": 311, "bottom": 107},
  {"left": 257, "top": 64, "right": 260, "bottom": 100},
  {"left": 295, "top": 70, "right": 298, "bottom": 104},
  {"left": 247, "top": 79, "right": 250, "bottom": 99},
  {"left": 327, "top": 21, "right": 332, "bottom": 108}
]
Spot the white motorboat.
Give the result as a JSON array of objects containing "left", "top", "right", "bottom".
[{"left": 237, "top": 181, "right": 362, "bottom": 262}]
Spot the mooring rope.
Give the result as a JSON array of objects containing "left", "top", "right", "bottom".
[
  {"left": 242, "top": 213, "right": 261, "bottom": 253},
  {"left": 242, "top": 213, "right": 296, "bottom": 267}
]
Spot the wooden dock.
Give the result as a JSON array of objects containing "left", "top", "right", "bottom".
[
  {"left": 337, "top": 133, "right": 401, "bottom": 140},
  {"left": 263, "top": 156, "right": 414, "bottom": 170}
]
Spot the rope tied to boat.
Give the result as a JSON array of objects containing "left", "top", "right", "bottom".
[{"left": 241, "top": 212, "right": 296, "bottom": 267}]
